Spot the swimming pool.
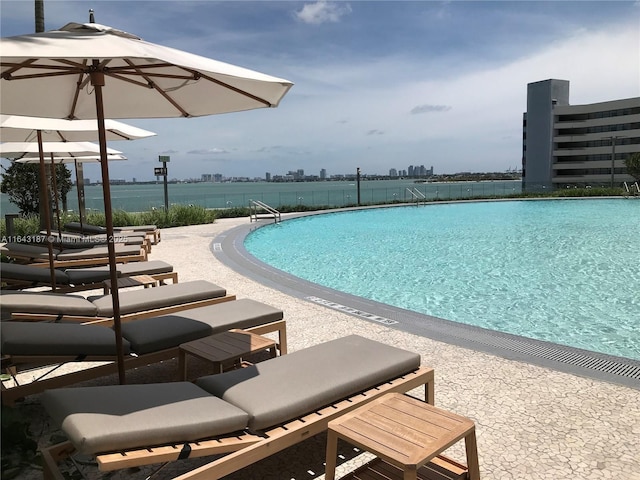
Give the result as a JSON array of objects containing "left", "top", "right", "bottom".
[{"left": 245, "top": 199, "right": 640, "bottom": 361}]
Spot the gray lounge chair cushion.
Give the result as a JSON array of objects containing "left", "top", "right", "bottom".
[
  {"left": 114, "top": 224, "right": 158, "bottom": 233},
  {"left": 89, "top": 280, "right": 227, "bottom": 317},
  {"left": 63, "top": 268, "right": 118, "bottom": 285},
  {"left": 65, "top": 222, "right": 158, "bottom": 234},
  {"left": 113, "top": 225, "right": 158, "bottom": 233},
  {"left": 196, "top": 335, "right": 421, "bottom": 431},
  {"left": 0, "top": 291, "right": 97, "bottom": 318},
  {"left": 0, "top": 263, "right": 71, "bottom": 285},
  {"left": 0, "top": 242, "right": 62, "bottom": 260},
  {"left": 121, "top": 316, "right": 211, "bottom": 354},
  {"left": 0, "top": 260, "right": 170, "bottom": 287},
  {"left": 64, "top": 260, "right": 173, "bottom": 285},
  {"left": 42, "top": 383, "right": 249, "bottom": 455},
  {"left": 120, "top": 299, "right": 283, "bottom": 354},
  {"left": 113, "top": 260, "right": 172, "bottom": 276},
  {"left": 56, "top": 244, "right": 141, "bottom": 260},
  {"left": 1, "top": 322, "right": 131, "bottom": 356},
  {"left": 163, "top": 298, "right": 283, "bottom": 333},
  {"left": 50, "top": 234, "right": 146, "bottom": 249},
  {"left": 63, "top": 222, "right": 106, "bottom": 234}
]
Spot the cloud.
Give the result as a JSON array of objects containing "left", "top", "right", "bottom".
[
  {"left": 366, "top": 129, "right": 384, "bottom": 136},
  {"left": 295, "top": 1, "right": 352, "bottom": 25},
  {"left": 187, "top": 148, "right": 229, "bottom": 155},
  {"left": 255, "top": 145, "right": 285, "bottom": 153},
  {"left": 410, "top": 105, "right": 453, "bottom": 115},
  {"left": 160, "top": 149, "right": 179, "bottom": 154}
]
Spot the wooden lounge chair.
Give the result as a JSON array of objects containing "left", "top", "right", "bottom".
[
  {"left": 44, "top": 230, "right": 152, "bottom": 253},
  {"left": 1, "top": 260, "right": 176, "bottom": 290},
  {"left": 0, "top": 280, "right": 234, "bottom": 323},
  {"left": 0, "top": 241, "right": 147, "bottom": 268},
  {"left": 1, "top": 298, "right": 286, "bottom": 405},
  {"left": 64, "top": 221, "right": 161, "bottom": 245},
  {"left": 0, "top": 260, "right": 177, "bottom": 292},
  {"left": 40, "top": 335, "right": 434, "bottom": 480}
]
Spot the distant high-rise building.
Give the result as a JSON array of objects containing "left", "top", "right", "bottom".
[
  {"left": 201, "top": 174, "right": 213, "bottom": 182},
  {"left": 266, "top": 172, "right": 271, "bottom": 181},
  {"left": 389, "top": 168, "right": 398, "bottom": 177},
  {"left": 320, "top": 168, "right": 326, "bottom": 180}
]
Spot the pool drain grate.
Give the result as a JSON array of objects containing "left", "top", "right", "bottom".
[
  {"left": 468, "top": 332, "right": 640, "bottom": 381},
  {"left": 307, "top": 296, "right": 399, "bottom": 326},
  {"left": 308, "top": 296, "right": 640, "bottom": 382}
]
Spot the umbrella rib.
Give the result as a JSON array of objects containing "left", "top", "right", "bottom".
[
  {"left": 55, "top": 131, "right": 69, "bottom": 142},
  {"left": 123, "top": 59, "right": 190, "bottom": 117},
  {"left": 1, "top": 70, "right": 79, "bottom": 80},
  {"left": 0, "top": 58, "right": 37, "bottom": 77},
  {"left": 69, "top": 60, "right": 89, "bottom": 120},
  {"left": 105, "top": 71, "right": 157, "bottom": 89},
  {"left": 191, "top": 69, "right": 273, "bottom": 107}
]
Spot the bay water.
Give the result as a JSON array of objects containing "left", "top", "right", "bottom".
[{"left": 1, "top": 179, "right": 521, "bottom": 214}]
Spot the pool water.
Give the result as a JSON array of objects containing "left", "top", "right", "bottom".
[{"left": 245, "top": 199, "right": 640, "bottom": 360}]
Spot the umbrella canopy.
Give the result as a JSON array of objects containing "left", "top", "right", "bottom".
[
  {"left": 13, "top": 153, "right": 127, "bottom": 164},
  {"left": 1, "top": 19, "right": 293, "bottom": 385},
  {"left": 0, "top": 141, "right": 123, "bottom": 159},
  {"left": 0, "top": 22, "right": 293, "bottom": 119},
  {"left": 0, "top": 115, "right": 156, "bottom": 142}
]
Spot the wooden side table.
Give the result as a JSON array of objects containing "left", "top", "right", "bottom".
[
  {"left": 103, "top": 274, "right": 159, "bottom": 294},
  {"left": 325, "top": 393, "right": 480, "bottom": 480},
  {"left": 178, "top": 330, "right": 277, "bottom": 380}
]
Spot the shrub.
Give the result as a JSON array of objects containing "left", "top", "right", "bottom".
[{"left": 168, "top": 204, "right": 218, "bottom": 226}]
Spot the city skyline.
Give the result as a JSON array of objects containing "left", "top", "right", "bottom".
[{"left": 1, "top": 1, "right": 638, "bottom": 182}]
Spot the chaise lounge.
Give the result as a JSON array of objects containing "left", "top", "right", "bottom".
[
  {"left": 44, "top": 230, "right": 152, "bottom": 253},
  {"left": 40, "top": 335, "right": 434, "bottom": 479},
  {"left": 1, "top": 241, "right": 147, "bottom": 267},
  {"left": 64, "top": 221, "right": 161, "bottom": 245},
  {"left": 1, "top": 298, "right": 286, "bottom": 405},
  {"left": 0, "top": 260, "right": 178, "bottom": 292},
  {"left": 0, "top": 280, "right": 234, "bottom": 323}
]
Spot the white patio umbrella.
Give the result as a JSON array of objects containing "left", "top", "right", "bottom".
[
  {"left": 1, "top": 142, "right": 126, "bottom": 289},
  {"left": 0, "top": 19, "right": 293, "bottom": 384},
  {"left": 0, "top": 115, "right": 156, "bottom": 142},
  {"left": 13, "top": 153, "right": 127, "bottom": 163},
  {"left": 0, "top": 115, "right": 155, "bottom": 237},
  {"left": 13, "top": 153, "right": 127, "bottom": 236},
  {"left": 0, "top": 141, "right": 123, "bottom": 159}
]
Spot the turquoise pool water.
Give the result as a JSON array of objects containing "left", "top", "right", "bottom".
[{"left": 245, "top": 199, "right": 640, "bottom": 360}]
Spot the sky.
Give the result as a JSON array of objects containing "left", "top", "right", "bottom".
[{"left": 1, "top": 1, "right": 639, "bottom": 182}]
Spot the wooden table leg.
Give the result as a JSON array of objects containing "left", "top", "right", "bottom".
[
  {"left": 178, "top": 350, "right": 187, "bottom": 381},
  {"left": 465, "top": 429, "right": 480, "bottom": 480},
  {"left": 403, "top": 466, "right": 418, "bottom": 480},
  {"left": 426, "top": 378, "right": 435, "bottom": 405},
  {"left": 324, "top": 429, "right": 339, "bottom": 480}
]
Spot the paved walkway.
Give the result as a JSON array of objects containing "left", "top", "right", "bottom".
[{"left": 6, "top": 217, "right": 640, "bottom": 479}]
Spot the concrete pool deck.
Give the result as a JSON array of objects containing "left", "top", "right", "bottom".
[{"left": 6, "top": 216, "right": 640, "bottom": 479}]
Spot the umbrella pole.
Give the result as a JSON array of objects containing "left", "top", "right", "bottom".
[
  {"left": 37, "top": 131, "right": 57, "bottom": 291},
  {"left": 75, "top": 159, "right": 85, "bottom": 231},
  {"left": 48, "top": 155, "right": 63, "bottom": 238},
  {"left": 91, "top": 68, "right": 126, "bottom": 385}
]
